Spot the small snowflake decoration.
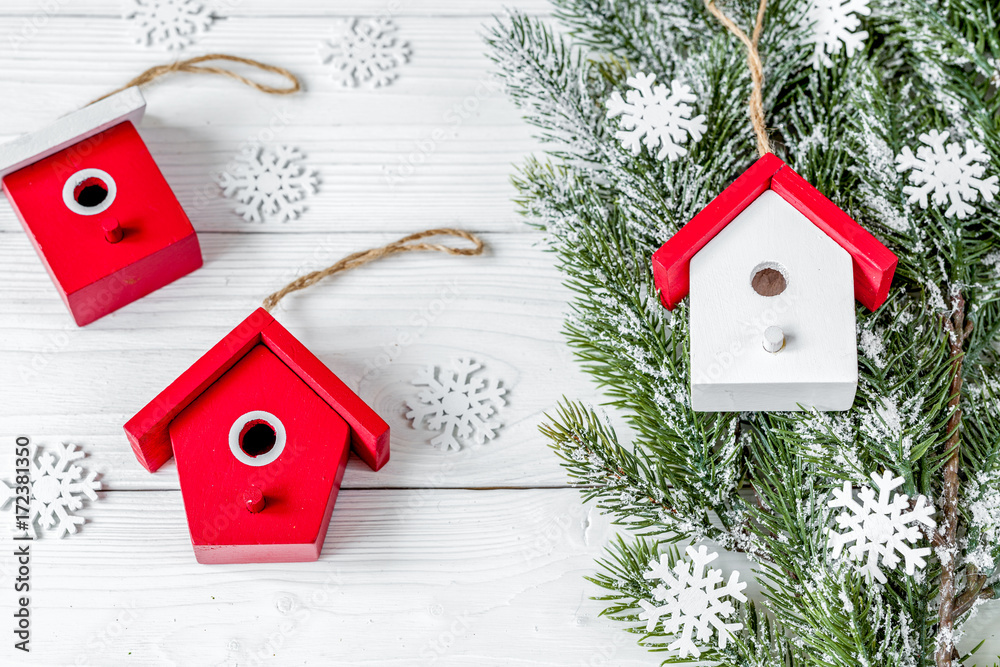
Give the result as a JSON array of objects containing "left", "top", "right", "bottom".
[
  {"left": 895, "top": 130, "right": 998, "bottom": 220},
  {"left": 218, "top": 145, "right": 320, "bottom": 223},
  {"left": 405, "top": 358, "right": 506, "bottom": 452},
  {"left": 827, "top": 471, "right": 936, "bottom": 584},
  {"left": 637, "top": 545, "right": 747, "bottom": 658},
  {"left": 317, "top": 18, "right": 411, "bottom": 88},
  {"left": 605, "top": 72, "right": 707, "bottom": 162},
  {"left": 0, "top": 443, "right": 101, "bottom": 539},
  {"left": 801, "top": 0, "right": 871, "bottom": 69},
  {"left": 122, "top": 0, "right": 213, "bottom": 51}
]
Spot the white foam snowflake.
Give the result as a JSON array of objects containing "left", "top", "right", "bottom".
[
  {"left": 827, "top": 471, "right": 936, "bottom": 584},
  {"left": 637, "top": 545, "right": 747, "bottom": 658},
  {"left": 606, "top": 72, "right": 707, "bottom": 162},
  {"left": 405, "top": 358, "right": 506, "bottom": 452},
  {"left": 801, "top": 0, "right": 871, "bottom": 69},
  {"left": 895, "top": 130, "right": 999, "bottom": 220},
  {"left": 317, "top": 18, "right": 411, "bottom": 88},
  {"left": 218, "top": 145, "right": 320, "bottom": 223},
  {"left": 122, "top": 0, "right": 213, "bottom": 51},
  {"left": 0, "top": 443, "right": 101, "bottom": 539}
]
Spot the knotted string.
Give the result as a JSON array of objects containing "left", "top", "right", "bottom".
[
  {"left": 262, "top": 229, "right": 486, "bottom": 312},
  {"left": 704, "top": 0, "right": 772, "bottom": 156},
  {"left": 88, "top": 54, "right": 300, "bottom": 106}
]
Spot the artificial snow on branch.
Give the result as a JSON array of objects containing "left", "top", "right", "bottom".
[{"left": 486, "top": 0, "right": 1000, "bottom": 663}]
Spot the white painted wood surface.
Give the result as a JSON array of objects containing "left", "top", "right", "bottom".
[
  {"left": 0, "top": 87, "right": 145, "bottom": 177},
  {"left": 0, "top": 3, "right": 997, "bottom": 665}
]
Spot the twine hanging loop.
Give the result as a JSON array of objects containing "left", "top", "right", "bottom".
[
  {"left": 88, "top": 54, "right": 301, "bottom": 106},
  {"left": 704, "top": 0, "right": 772, "bottom": 156},
  {"left": 262, "top": 228, "right": 486, "bottom": 312}
]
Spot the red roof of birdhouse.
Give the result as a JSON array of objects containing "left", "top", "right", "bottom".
[
  {"left": 652, "top": 153, "right": 897, "bottom": 312},
  {"left": 124, "top": 307, "right": 389, "bottom": 474}
]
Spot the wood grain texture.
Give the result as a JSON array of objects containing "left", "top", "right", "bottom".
[
  {"left": 0, "top": 231, "right": 609, "bottom": 491},
  {"left": 0, "top": 490, "right": 658, "bottom": 666},
  {"left": 0, "top": 16, "right": 537, "bottom": 233},
  {"left": 0, "top": 0, "right": 552, "bottom": 17},
  {"left": 1, "top": 3, "right": 998, "bottom": 664}
]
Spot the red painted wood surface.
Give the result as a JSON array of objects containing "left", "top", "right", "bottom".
[
  {"left": 770, "top": 167, "right": 897, "bottom": 311},
  {"left": 169, "top": 345, "right": 352, "bottom": 564},
  {"left": 124, "top": 308, "right": 390, "bottom": 563},
  {"left": 652, "top": 153, "right": 784, "bottom": 310},
  {"left": 124, "top": 308, "right": 390, "bottom": 474},
  {"left": 262, "top": 317, "right": 390, "bottom": 472},
  {"left": 1, "top": 121, "right": 201, "bottom": 326},
  {"left": 651, "top": 153, "right": 897, "bottom": 312}
]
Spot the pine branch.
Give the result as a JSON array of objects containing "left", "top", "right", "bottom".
[
  {"left": 589, "top": 536, "right": 803, "bottom": 665},
  {"left": 489, "top": 0, "right": 1000, "bottom": 663}
]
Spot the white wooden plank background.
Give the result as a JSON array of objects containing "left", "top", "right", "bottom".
[{"left": 0, "top": 3, "right": 997, "bottom": 665}]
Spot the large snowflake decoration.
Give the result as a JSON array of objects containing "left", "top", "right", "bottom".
[
  {"left": 606, "top": 73, "right": 707, "bottom": 162},
  {"left": 637, "top": 545, "right": 747, "bottom": 658},
  {"left": 800, "top": 0, "right": 871, "bottom": 69},
  {"left": 827, "top": 471, "right": 936, "bottom": 584},
  {"left": 122, "top": 0, "right": 213, "bottom": 51},
  {"left": 317, "top": 18, "right": 411, "bottom": 88},
  {"left": 218, "top": 145, "right": 320, "bottom": 223},
  {"left": 0, "top": 443, "right": 101, "bottom": 539},
  {"left": 405, "top": 358, "right": 507, "bottom": 452},
  {"left": 895, "top": 130, "right": 999, "bottom": 220}
]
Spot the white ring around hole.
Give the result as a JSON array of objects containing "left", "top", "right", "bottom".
[
  {"left": 228, "top": 410, "right": 287, "bottom": 467},
  {"left": 62, "top": 168, "right": 117, "bottom": 216}
]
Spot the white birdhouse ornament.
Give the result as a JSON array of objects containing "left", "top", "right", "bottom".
[{"left": 652, "top": 154, "right": 897, "bottom": 412}]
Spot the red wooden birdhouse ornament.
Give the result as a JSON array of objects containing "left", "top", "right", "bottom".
[
  {"left": 0, "top": 87, "right": 201, "bottom": 326},
  {"left": 124, "top": 308, "right": 390, "bottom": 564}
]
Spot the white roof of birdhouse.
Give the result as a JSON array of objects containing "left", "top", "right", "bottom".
[{"left": 0, "top": 87, "right": 146, "bottom": 179}]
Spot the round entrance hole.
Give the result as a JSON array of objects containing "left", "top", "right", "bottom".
[
  {"left": 73, "top": 177, "right": 109, "bottom": 208},
  {"left": 228, "top": 411, "right": 287, "bottom": 467},
  {"left": 62, "top": 168, "right": 117, "bottom": 216},
  {"left": 751, "top": 263, "right": 788, "bottom": 297},
  {"left": 239, "top": 419, "right": 277, "bottom": 458}
]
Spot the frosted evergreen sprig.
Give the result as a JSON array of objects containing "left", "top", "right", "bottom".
[{"left": 488, "top": 0, "right": 1000, "bottom": 663}]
